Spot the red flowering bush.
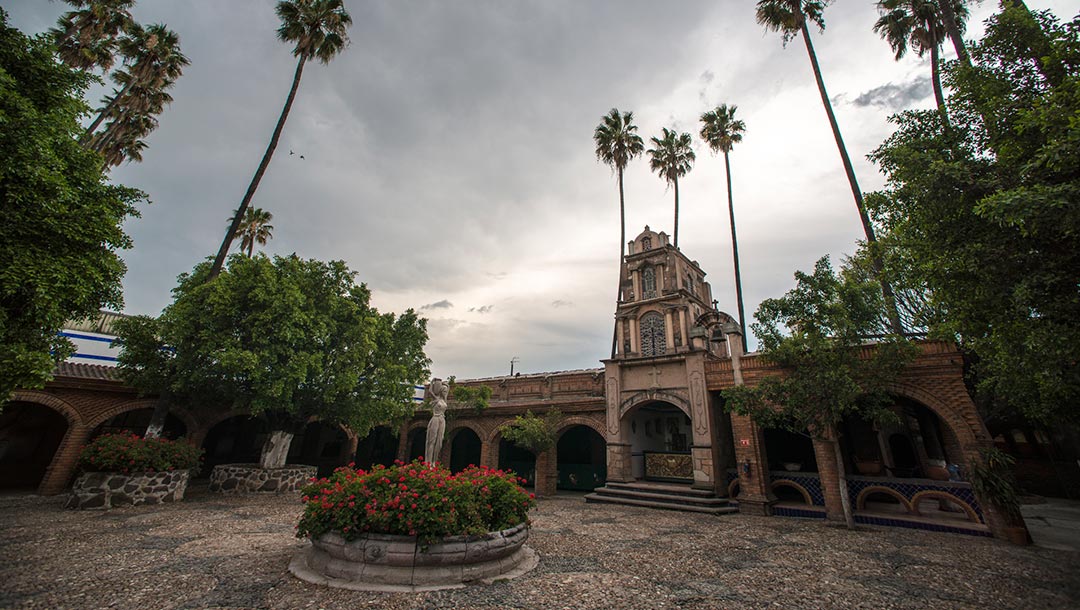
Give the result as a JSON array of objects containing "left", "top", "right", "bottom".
[
  {"left": 296, "top": 459, "right": 536, "bottom": 545},
  {"left": 77, "top": 433, "right": 203, "bottom": 474}
]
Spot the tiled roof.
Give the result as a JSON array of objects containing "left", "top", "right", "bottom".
[
  {"left": 52, "top": 361, "right": 122, "bottom": 381},
  {"left": 64, "top": 310, "right": 130, "bottom": 336},
  {"left": 463, "top": 367, "right": 603, "bottom": 383}
]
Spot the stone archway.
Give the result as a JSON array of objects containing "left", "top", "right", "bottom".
[
  {"left": 616, "top": 399, "right": 694, "bottom": 482},
  {"left": 7, "top": 391, "right": 88, "bottom": 495},
  {"left": 446, "top": 426, "right": 483, "bottom": 473},
  {"left": 557, "top": 424, "right": 607, "bottom": 491}
]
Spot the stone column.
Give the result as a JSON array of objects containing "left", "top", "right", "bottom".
[
  {"left": 812, "top": 437, "right": 846, "bottom": 521},
  {"left": 38, "top": 423, "right": 92, "bottom": 496},
  {"left": 664, "top": 310, "right": 675, "bottom": 349},
  {"left": 534, "top": 449, "right": 557, "bottom": 497},
  {"left": 606, "top": 442, "right": 632, "bottom": 482},
  {"left": 730, "top": 413, "right": 775, "bottom": 514},
  {"left": 396, "top": 424, "right": 410, "bottom": 462}
]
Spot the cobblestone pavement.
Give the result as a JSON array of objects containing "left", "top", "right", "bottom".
[{"left": 1, "top": 485, "right": 1078, "bottom": 610}]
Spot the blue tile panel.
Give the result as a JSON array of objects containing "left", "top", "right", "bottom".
[
  {"left": 845, "top": 475, "right": 984, "bottom": 522},
  {"left": 853, "top": 514, "right": 991, "bottom": 537},
  {"left": 769, "top": 471, "right": 827, "bottom": 506}
]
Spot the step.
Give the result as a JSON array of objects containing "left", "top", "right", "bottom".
[
  {"left": 591, "top": 486, "right": 733, "bottom": 507},
  {"left": 604, "top": 481, "right": 718, "bottom": 498},
  {"left": 584, "top": 492, "right": 739, "bottom": 515}
]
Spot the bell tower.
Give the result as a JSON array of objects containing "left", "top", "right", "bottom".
[{"left": 601, "top": 227, "right": 738, "bottom": 493}]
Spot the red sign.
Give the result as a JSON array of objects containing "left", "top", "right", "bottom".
[{"left": 739, "top": 439, "right": 750, "bottom": 447}]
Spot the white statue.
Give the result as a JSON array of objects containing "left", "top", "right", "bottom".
[{"left": 424, "top": 378, "right": 449, "bottom": 463}]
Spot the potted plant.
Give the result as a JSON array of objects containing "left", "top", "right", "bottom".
[
  {"left": 290, "top": 459, "right": 538, "bottom": 591},
  {"left": 67, "top": 433, "right": 202, "bottom": 509}
]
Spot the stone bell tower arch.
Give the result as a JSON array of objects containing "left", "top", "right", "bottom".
[{"left": 602, "top": 226, "right": 737, "bottom": 492}]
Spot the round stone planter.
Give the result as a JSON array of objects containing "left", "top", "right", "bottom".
[
  {"left": 289, "top": 522, "right": 538, "bottom": 592},
  {"left": 66, "top": 470, "right": 190, "bottom": 510},
  {"left": 208, "top": 463, "right": 316, "bottom": 493}
]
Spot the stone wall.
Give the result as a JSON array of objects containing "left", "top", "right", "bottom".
[
  {"left": 209, "top": 463, "right": 317, "bottom": 493},
  {"left": 66, "top": 470, "right": 189, "bottom": 509}
]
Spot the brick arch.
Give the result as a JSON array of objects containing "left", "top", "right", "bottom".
[
  {"left": 84, "top": 399, "right": 198, "bottom": 437},
  {"left": 9, "top": 390, "right": 85, "bottom": 428},
  {"left": 446, "top": 420, "right": 489, "bottom": 443},
  {"left": 770, "top": 479, "right": 813, "bottom": 505},
  {"left": 555, "top": 415, "right": 607, "bottom": 440},
  {"left": 884, "top": 380, "right": 985, "bottom": 447},
  {"left": 619, "top": 391, "right": 692, "bottom": 420},
  {"left": 910, "top": 490, "right": 981, "bottom": 523},
  {"left": 856, "top": 486, "right": 914, "bottom": 512}
]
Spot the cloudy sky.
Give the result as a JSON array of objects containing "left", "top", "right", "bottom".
[{"left": 9, "top": 1, "right": 1073, "bottom": 379}]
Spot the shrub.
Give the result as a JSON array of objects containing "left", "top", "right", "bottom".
[
  {"left": 500, "top": 409, "right": 560, "bottom": 454},
  {"left": 296, "top": 459, "right": 536, "bottom": 545},
  {"left": 77, "top": 433, "right": 203, "bottom": 474}
]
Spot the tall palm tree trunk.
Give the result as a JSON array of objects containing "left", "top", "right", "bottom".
[
  {"left": 724, "top": 152, "right": 747, "bottom": 341},
  {"left": 82, "top": 80, "right": 133, "bottom": 142},
  {"left": 930, "top": 38, "right": 951, "bottom": 131},
  {"left": 673, "top": 177, "right": 680, "bottom": 249},
  {"left": 612, "top": 167, "right": 626, "bottom": 359},
  {"left": 937, "top": 0, "right": 970, "bottom": 66},
  {"left": 800, "top": 20, "right": 904, "bottom": 335},
  {"left": 209, "top": 57, "right": 307, "bottom": 280}
]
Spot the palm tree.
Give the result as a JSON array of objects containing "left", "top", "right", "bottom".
[
  {"left": 935, "top": 0, "right": 970, "bottom": 64},
  {"left": 700, "top": 104, "right": 748, "bottom": 340},
  {"left": 874, "top": 1, "right": 968, "bottom": 121},
  {"left": 208, "top": 0, "right": 352, "bottom": 280},
  {"left": 594, "top": 108, "right": 644, "bottom": 357},
  {"left": 647, "top": 128, "right": 695, "bottom": 249},
  {"left": 233, "top": 207, "right": 275, "bottom": 257},
  {"left": 83, "top": 23, "right": 188, "bottom": 141},
  {"left": 51, "top": 0, "right": 135, "bottom": 73}
]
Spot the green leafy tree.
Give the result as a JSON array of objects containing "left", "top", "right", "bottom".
[
  {"left": 451, "top": 384, "right": 493, "bottom": 414},
  {"left": 723, "top": 257, "right": 916, "bottom": 528},
  {"left": 500, "top": 409, "right": 562, "bottom": 455},
  {"left": 210, "top": 0, "right": 352, "bottom": 279},
  {"left": 594, "top": 108, "right": 644, "bottom": 357},
  {"left": 866, "top": 7, "right": 1080, "bottom": 424},
  {"left": 874, "top": 0, "right": 968, "bottom": 121},
  {"left": 115, "top": 255, "right": 430, "bottom": 466},
  {"left": 231, "top": 207, "right": 275, "bottom": 257},
  {"left": 699, "top": 104, "right": 748, "bottom": 339},
  {"left": 647, "top": 127, "right": 695, "bottom": 249},
  {"left": 0, "top": 11, "right": 145, "bottom": 404}
]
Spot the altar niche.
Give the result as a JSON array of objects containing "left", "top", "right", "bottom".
[{"left": 626, "top": 401, "right": 693, "bottom": 482}]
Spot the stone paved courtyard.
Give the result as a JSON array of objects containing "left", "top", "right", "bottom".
[{"left": 1, "top": 485, "right": 1078, "bottom": 609}]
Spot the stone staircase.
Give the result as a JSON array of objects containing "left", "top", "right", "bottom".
[{"left": 584, "top": 480, "right": 738, "bottom": 515}]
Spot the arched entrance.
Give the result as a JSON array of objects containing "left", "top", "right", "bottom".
[
  {"left": 92, "top": 408, "right": 186, "bottom": 441},
  {"left": 406, "top": 427, "right": 426, "bottom": 462},
  {"left": 623, "top": 400, "right": 692, "bottom": 482},
  {"left": 355, "top": 426, "right": 398, "bottom": 470},
  {"left": 449, "top": 428, "right": 481, "bottom": 473},
  {"left": 200, "top": 415, "right": 269, "bottom": 476},
  {"left": 0, "top": 402, "right": 69, "bottom": 490},
  {"left": 557, "top": 425, "right": 606, "bottom": 491},
  {"left": 764, "top": 428, "right": 817, "bottom": 474},
  {"left": 289, "top": 421, "right": 349, "bottom": 477},
  {"left": 498, "top": 437, "right": 536, "bottom": 486}
]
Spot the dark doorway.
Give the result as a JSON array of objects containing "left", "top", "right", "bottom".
[
  {"left": 498, "top": 438, "right": 536, "bottom": 486},
  {"left": 764, "top": 428, "right": 818, "bottom": 473},
  {"left": 407, "top": 428, "right": 426, "bottom": 462},
  {"left": 289, "top": 421, "right": 349, "bottom": 477},
  {"left": 449, "top": 428, "right": 481, "bottom": 473},
  {"left": 0, "top": 402, "right": 68, "bottom": 490},
  {"left": 92, "top": 408, "right": 186, "bottom": 441},
  {"left": 200, "top": 415, "right": 269, "bottom": 476},
  {"left": 355, "top": 426, "right": 398, "bottom": 470},
  {"left": 557, "top": 426, "right": 606, "bottom": 491},
  {"left": 888, "top": 433, "right": 921, "bottom": 478}
]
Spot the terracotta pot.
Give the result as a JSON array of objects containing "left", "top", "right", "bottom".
[{"left": 855, "top": 460, "right": 883, "bottom": 476}]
